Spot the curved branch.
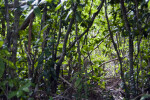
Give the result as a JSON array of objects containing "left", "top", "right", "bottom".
[{"left": 68, "top": 0, "right": 105, "bottom": 50}]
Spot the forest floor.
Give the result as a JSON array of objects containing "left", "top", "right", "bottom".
[{"left": 51, "top": 76, "right": 124, "bottom": 100}]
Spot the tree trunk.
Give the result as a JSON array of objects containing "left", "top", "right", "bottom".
[
  {"left": 5, "top": 0, "right": 11, "bottom": 49},
  {"left": 28, "top": 13, "right": 34, "bottom": 78},
  {"left": 105, "top": 0, "right": 129, "bottom": 98},
  {"left": 120, "top": 0, "right": 136, "bottom": 97},
  {"left": 12, "top": 0, "right": 20, "bottom": 65}
]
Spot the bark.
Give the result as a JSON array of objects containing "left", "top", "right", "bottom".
[
  {"left": 51, "top": 0, "right": 104, "bottom": 93},
  {"left": 120, "top": 0, "right": 136, "bottom": 97},
  {"left": 41, "top": 5, "right": 48, "bottom": 50},
  {"left": 75, "top": 10, "right": 81, "bottom": 72},
  {"left": 105, "top": 0, "right": 129, "bottom": 98},
  {"left": 5, "top": 0, "right": 11, "bottom": 49},
  {"left": 1, "top": 18, "right": 5, "bottom": 36},
  {"left": 12, "top": 0, "right": 20, "bottom": 64},
  {"left": 28, "top": 13, "right": 34, "bottom": 78},
  {"left": 19, "top": 1, "right": 45, "bottom": 30},
  {"left": 51, "top": 4, "right": 77, "bottom": 93},
  {"left": 55, "top": 6, "right": 63, "bottom": 58},
  {"left": 57, "top": 4, "right": 77, "bottom": 73},
  {"left": 20, "top": 11, "right": 35, "bottom": 30}
]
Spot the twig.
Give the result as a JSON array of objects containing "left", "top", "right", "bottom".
[
  {"left": 59, "top": 75, "right": 74, "bottom": 88},
  {"left": 98, "top": 55, "right": 128, "bottom": 67}
]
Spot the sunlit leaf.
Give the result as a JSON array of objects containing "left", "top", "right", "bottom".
[
  {"left": 0, "top": 39, "right": 3, "bottom": 47},
  {"left": 39, "top": 0, "right": 47, "bottom": 5},
  {"left": 46, "top": 0, "right": 52, "bottom": 3},
  {"left": 41, "top": 24, "right": 49, "bottom": 33},
  {"left": 55, "top": 0, "right": 67, "bottom": 11},
  {"left": 65, "top": 10, "right": 72, "bottom": 20},
  {"left": 55, "top": 3, "right": 62, "bottom": 11}
]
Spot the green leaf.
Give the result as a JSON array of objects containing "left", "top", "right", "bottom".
[
  {"left": 49, "top": 96, "right": 53, "bottom": 100},
  {"left": 65, "top": 10, "right": 72, "bottom": 20},
  {"left": 46, "top": 0, "right": 52, "bottom": 3},
  {"left": 55, "top": 3, "right": 62, "bottom": 11},
  {"left": 0, "top": 58, "right": 5, "bottom": 78},
  {"left": 17, "top": 90, "right": 23, "bottom": 98},
  {"left": 75, "top": 78, "right": 81, "bottom": 88},
  {"left": 27, "top": 0, "right": 34, "bottom": 5},
  {"left": 22, "top": 81, "right": 31, "bottom": 90},
  {"left": 140, "top": 94, "right": 150, "bottom": 100},
  {"left": 76, "top": 12, "right": 82, "bottom": 22},
  {"left": 9, "top": 80, "right": 14, "bottom": 88},
  {"left": 34, "top": 6, "right": 41, "bottom": 18},
  {"left": 39, "top": 0, "right": 47, "bottom": 5},
  {"left": 23, "top": 87, "right": 29, "bottom": 92},
  {"left": 8, "top": 91, "right": 17, "bottom": 99},
  {"left": 55, "top": 0, "right": 66, "bottom": 11},
  {"left": 0, "top": 40, "right": 3, "bottom": 47},
  {"left": 41, "top": 24, "right": 49, "bottom": 33}
]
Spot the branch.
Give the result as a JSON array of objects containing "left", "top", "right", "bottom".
[
  {"left": 59, "top": 75, "right": 73, "bottom": 88},
  {"left": 120, "top": 0, "right": 131, "bottom": 32},
  {"left": 19, "top": 1, "right": 46, "bottom": 30},
  {"left": 84, "top": 33, "right": 110, "bottom": 60},
  {"left": 24, "top": 46, "right": 33, "bottom": 65},
  {"left": 55, "top": 7, "right": 63, "bottom": 58},
  {"left": 57, "top": 4, "right": 77, "bottom": 65},
  {"left": 8, "top": 1, "right": 27, "bottom": 8},
  {"left": 55, "top": 0, "right": 104, "bottom": 60},
  {"left": 105, "top": 0, "right": 129, "bottom": 98},
  {"left": 98, "top": 55, "right": 128, "bottom": 67},
  {"left": 68, "top": 0, "right": 104, "bottom": 50},
  {"left": 20, "top": 10, "right": 35, "bottom": 30},
  {"left": 90, "top": 33, "right": 109, "bottom": 54}
]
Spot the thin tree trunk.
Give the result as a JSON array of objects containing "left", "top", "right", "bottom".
[
  {"left": 120, "top": 0, "right": 136, "bottom": 97},
  {"left": 28, "top": 13, "right": 34, "bottom": 78},
  {"left": 75, "top": 12, "right": 81, "bottom": 72},
  {"left": 5, "top": 0, "right": 11, "bottom": 49},
  {"left": 12, "top": 0, "right": 20, "bottom": 64},
  {"left": 54, "top": 0, "right": 104, "bottom": 93},
  {"left": 105, "top": 0, "right": 129, "bottom": 98},
  {"left": 1, "top": 18, "right": 5, "bottom": 36},
  {"left": 53, "top": 4, "right": 77, "bottom": 93}
]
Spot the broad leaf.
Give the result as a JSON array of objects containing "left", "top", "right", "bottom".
[
  {"left": 65, "top": 10, "right": 72, "bottom": 20},
  {"left": 34, "top": 6, "right": 41, "bottom": 18},
  {"left": 55, "top": 3, "right": 62, "bottom": 11},
  {"left": 75, "top": 78, "right": 81, "bottom": 88},
  {"left": 141, "top": 94, "right": 150, "bottom": 100},
  {"left": 8, "top": 91, "right": 17, "bottom": 99}
]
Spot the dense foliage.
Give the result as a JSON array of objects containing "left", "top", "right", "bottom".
[{"left": 0, "top": 0, "right": 150, "bottom": 99}]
